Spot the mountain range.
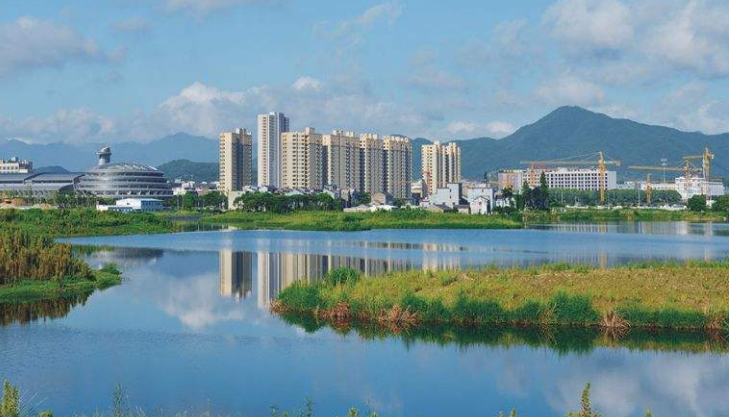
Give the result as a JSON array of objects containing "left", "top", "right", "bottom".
[{"left": 2, "top": 106, "right": 728, "bottom": 180}]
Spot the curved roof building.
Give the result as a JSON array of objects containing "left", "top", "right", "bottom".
[{"left": 78, "top": 147, "right": 172, "bottom": 199}]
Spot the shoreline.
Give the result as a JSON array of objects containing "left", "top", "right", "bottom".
[{"left": 0, "top": 269, "right": 122, "bottom": 304}]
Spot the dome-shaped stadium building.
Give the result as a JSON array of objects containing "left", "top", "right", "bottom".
[{"left": 78, "top": 147, "right": 173, "bottom": 199}]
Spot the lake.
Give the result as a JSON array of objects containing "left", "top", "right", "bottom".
[{"left": 3, "top": 223, "right": 729, "bottom": 417}]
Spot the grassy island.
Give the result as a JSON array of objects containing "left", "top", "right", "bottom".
[
  {"left": 0, "top": 229, "right": 122, "bottom": 304},
  {"left": 205, "top": 210, "right": 522, "bottom": 231},
  {"left": 273, "top": 262, "right": 729, "bottom": 333},
  {"left": 522, "top": 208, "right": 726, "bottom": 224}
]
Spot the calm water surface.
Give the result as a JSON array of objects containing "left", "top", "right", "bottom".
[{"left": 3, "top": 223, "right": 729, "bottom": 417}]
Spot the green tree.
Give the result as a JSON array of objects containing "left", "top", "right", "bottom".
[
  {"left": 711, "top": 195, "right": 729, "bottom": 213},
  {"left": 687, "top": 195, "right": 707, "bottom": 212}
]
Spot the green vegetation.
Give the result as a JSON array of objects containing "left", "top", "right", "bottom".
[
  {"left": 274, "top": 262, "right": 729, "bottom": 333},
  {"left": 522, "top": 208, "right": 725, "bottom": 223},
  {"left": 233, "top": 192, "right": 341, "bottom": 213},
  {"left": 687, "top": 194, "right": 708, "bottom": 212},
  {"left": 156, "top": 159, "right": 219, "bottom": 182},
  {"left": 548, "top": 188, "right": 683, "bottom": 207},
  {"left": 164, "top": 191, "right": 227, "bottom": 211},
  {"left": 0, "top": 209, "right": 177, "bottom": 237},
  {"left": 0, "top": 380, "right": 653, "bottom": 417},
  {"left": 0, "top": 229, "right": 122, "bottom": 304},
  {"left": 206, "top": 209, "right": 522, "bottom": 231}
]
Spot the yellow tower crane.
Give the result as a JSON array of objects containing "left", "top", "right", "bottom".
[
  {"left": 683, "top": 147, "right": 715, "bottom": 200},
  {"left": 628, "top": 162, "right": 701, "bottom": 206},
  {"left": 521, "top": 151, "right": 621, "bottom": 206}
]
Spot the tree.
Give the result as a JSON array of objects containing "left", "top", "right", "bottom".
[
  {"left": 712, "top": 195, "right": 729, "bottom": 213},
  {"left": 687, "top": 195, "right": 707, "bottom": 212}
]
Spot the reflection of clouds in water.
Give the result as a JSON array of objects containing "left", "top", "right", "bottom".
[
  {"left": 136, "top": 268, "right": 247, "bottom": 330},
  {"left": 541, "top": 352, "right": 729, "bottom": 417}
]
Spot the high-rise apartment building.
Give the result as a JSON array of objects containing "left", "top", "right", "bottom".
[
  {"left": 359, "top": 133, "right": 384, "bottom": 195},
  {"left": 322, "top": 130, "right": 361, "bottom": 191},
  {"left": 257, "top": 112, "right": 290, "bottom": 187},
  {"left": 421, "top": 141, "right": 461, "bottom": 195},
  {"left": 383, "top": 135, "right": 413, "bottom": 199},
  {"left": 280, "top": 128, "right": 323, "bottom": 190},
  {"left": 279, "top": 127, "right": 413, "bottom": 199},
  {"left": 219, "top": 128, "right": 253, "bottom": 193}
]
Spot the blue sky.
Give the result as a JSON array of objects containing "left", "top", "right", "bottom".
[{"left": 1, "top": 0, "right": 728, "bottom": 144}]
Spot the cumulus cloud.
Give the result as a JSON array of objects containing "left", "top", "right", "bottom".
[
  {"left": 0, "top": 17, "right": 107, "bottom": 77},
  {"left": 657, "top": 82, "right": 729, "bottom": 135},
  {"left": 292, "top": 76, "right": 323, "bottom": 92},
  {"left": 537, "top": 75, "right": 605, "bottom": 106},
  {"left": 446, "top": 120, "right": 516, "bottom": 139},
  {"left": 314, "top": 1, "right": 403, "bottom": 56},
  {"left": 112, "top": 17, "right": 151, "bottom": 34},
  {"left": 544, "top": 0, "right": 633, "bottom": 54},
  {"left": 543, "top": 0, "right": 729, "bottom": 78},
  {"left": 0, "top": 108, "right": 116, "bottom": 144},
  {"left": 165, "top": 0, "right": 285, "bottom": 17}
]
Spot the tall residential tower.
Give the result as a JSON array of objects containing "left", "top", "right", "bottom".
[
  {"left": 257, "top": 112, "right": 290, "bottom": 187},
  {"left": 219, "top": 128, "right": 253, "bottom": 193},
  {"left": 421, "top": 141, "right": 461, "bottom": 196}
]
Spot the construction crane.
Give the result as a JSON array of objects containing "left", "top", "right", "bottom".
[
  {"left": 521, "top": 151, "right": 621, "bottom": 205},
  {"left": 628, "top": 162, "right": 701, "bottom": 205},
  {"left": 683, "top": 147, "right": 714, "bottom": 179}
]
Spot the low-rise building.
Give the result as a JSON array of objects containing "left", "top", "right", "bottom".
[
  {"left": 428, "top": 183, "right": 462, "bottom": 208},
  {"left": 470, "top": 196, "right": 491, "bottom": 215},
  {"left": 675, "top": 176, "right": 725, "bottom": 200},
  {"left": 0, "top": 172, "right": 83, "bottom": 197},
  {"left": 97, "top": 198, "right": 164, "bottom": 212},
  {"left": 0, "top": 157, "right": 32, "bottom": 174},
  {"left": 498, "top": 167, "right": 617, "bottom": 192}
]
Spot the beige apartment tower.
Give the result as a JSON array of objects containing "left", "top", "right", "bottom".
[
  {"left": 323, "top": 130, "right": 362, "bottom": 191},
  {"left": 383, "top": 135, "right": 413, "bottom": 199},
  {"left": 359, "top": 133, "right": 384, "bottom": 195},
  {"left": 280, "top": 128, "right": 324, "bottom": 190},
  {"left": 421, "top": 141, "right": 461, "bottom": 195},
  {"left": 257, "top": 112, "right": 290, "bottom": 187},
  {"left": 219, "top": 128, "right": 253, "bottom": 193}
]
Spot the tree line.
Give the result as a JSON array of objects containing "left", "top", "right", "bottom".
[{"left": 233, "top": 192, "right": 341, "bottom": 213}]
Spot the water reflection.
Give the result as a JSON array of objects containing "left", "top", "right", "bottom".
[
  {"left": 0, "top": 296, "right": 89, "bottom": 326},
  {"left": 530, "top": 221, "right": 729, "bottom": 237}
]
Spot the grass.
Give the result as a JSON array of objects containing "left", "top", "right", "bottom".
[
  {"left": 0, "top": 380, "right": 651, "bottom": 417},
  {"left": 273, "top": 262, "right": 729, "bottom": 332},
  {"left": 0, "top": 209, "right": 178, "bottom": 238},
  {"left": 523, "top": 208, "right": 726, "bottom": 223},
  {"left": 204, "top": 210, "right": 522, "bottom": 231},
  {"left": 0, "top": 264, "right": 122, "bottom": 304}
]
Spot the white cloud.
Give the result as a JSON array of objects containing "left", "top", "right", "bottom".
[
  {"left": 544, "top": 0, "right": 634, "bottom": 54},
  {"left": 113, "top": 17, "right": 151, "bottom": 34},
  {"left": 292, "top": 76, "right": 323, "bottom": 92},
  {"left": 658, "top": 82, "right": 729, "bottom": 135},
  {"left": 314, "top": 1, "right": 403, "bottom": 56},
  {"left": 537, "top": 75, "right": 605, "bottom": 106},
  {"left": 0, "top": 108, "right": 116, "bottom": 144},
  {"left": 165, "top": 0, "right": 283, "bottom": 17},
  {"left": 446, "top": 120, "right": 516, "bottom": 139},
  {"left": 0, "top": 17, "right": 106, "bottom": 77}
]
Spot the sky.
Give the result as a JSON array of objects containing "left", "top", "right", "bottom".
[{"left": 1, "top": 0, "right": 729, "bottom": 144}]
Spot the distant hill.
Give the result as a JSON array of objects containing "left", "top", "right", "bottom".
[
  {"left": 415, "top": 106, "right": 729, "bottom": 180},
  {"left": 33, "top": 166, "right": 70, "bottom": 174},
  {"left": 0, "top": 133, "right": 217, "bottom": 172},
  {"left": 157, "top": 159, "right": 219, "bottom": 182}
]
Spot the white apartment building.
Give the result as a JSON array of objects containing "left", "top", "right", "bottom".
[
  {"left": 257, "top": 112, "right": 290, "bottom": 187},
  {"left": 675, "top": 176, "right": 725, "bottom": 200},
  {"left": 544, "top": 168, "right": 617, "bottom": 191},
  {"left": 281, "top": 128, "right": 324, "bottom": 190},
  {"left": 498, "top": 168, "right": 617, "bottom": 192},
  {"left": 0, "top": 157, "right": 32, "bottom": 174},
  {"left": 421, "top": 141, "right": 461, "bottom": 196},
  {"left": 219, "top": 128, "right": 253, "bottom": 194},
  {"left": 323, "top": 130, "right": 361, "bottom": 192}
]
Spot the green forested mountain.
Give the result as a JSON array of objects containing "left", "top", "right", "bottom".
[
  {"left": 157, "top": 159, "right": 219, "bottom": 182},
  {"left": 415, "top": 106, "right": 729, "bottom": 181}
]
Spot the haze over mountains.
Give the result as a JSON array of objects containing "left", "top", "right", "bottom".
[{"left": 3, "top": 106, "right": 728, "bottom": 180}]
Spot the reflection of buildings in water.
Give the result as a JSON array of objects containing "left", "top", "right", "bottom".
[
  {"left": 219, "top": 250, "right": 253, "bottom": 300},
  {"left": 83, "top": 247, "right": 165, "bottom": 268},
  {"left": 255, "top": 252, "right": 412, "bottom": 308}
]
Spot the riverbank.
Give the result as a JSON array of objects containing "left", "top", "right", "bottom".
[
  {"left": 523, "top": 208, "right": 726, "bottom": 223},
  {"left": 0, "top": 266, "right": 122, "bottom": 304},
  {"left": 0, "top": 208, "right": 178, "bottom": 237},
  {"left": 273, "top": 262, "right": 729, "bottom": 332},
  {"left": 204, "top": 210, "right": 522, "bottom": 231}
]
